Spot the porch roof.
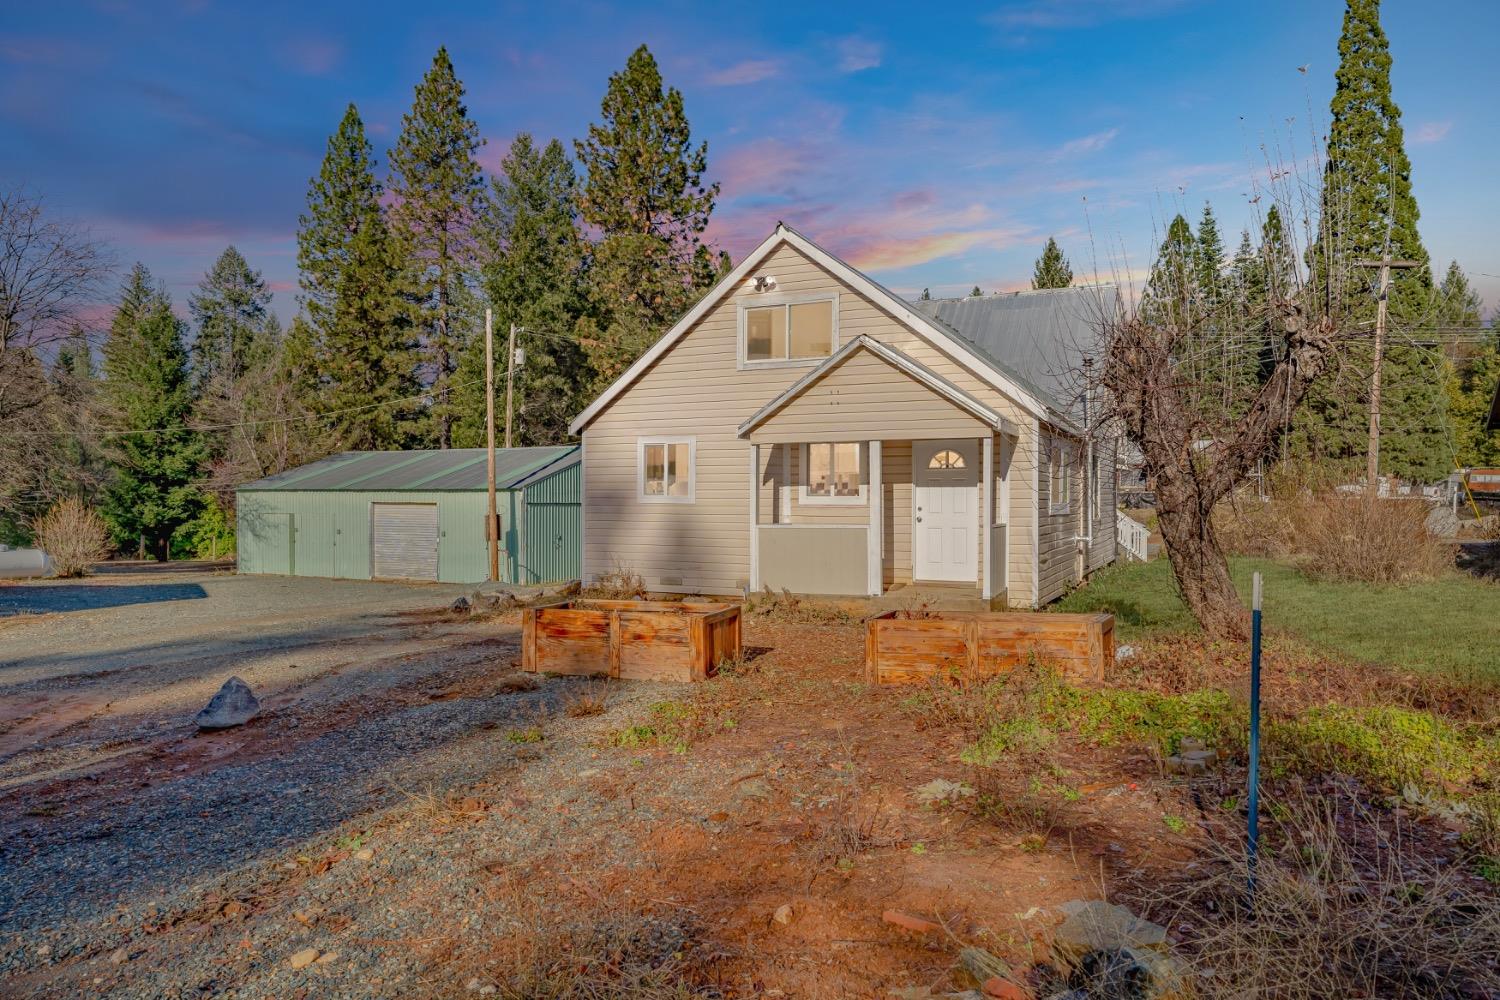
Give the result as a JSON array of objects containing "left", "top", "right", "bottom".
[{"left": 736, "top": 335, "right": 1016, "bottom": 443}]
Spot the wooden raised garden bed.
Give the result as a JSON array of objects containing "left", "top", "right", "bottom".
[
  {"left": 521, "top": 600, "right": 742, "bottom": 683},
  {"left": 865, "top": 610, "right": 1114, "bottom": 686}
]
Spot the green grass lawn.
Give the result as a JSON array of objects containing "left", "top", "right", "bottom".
[{"left": 1057, "top": 557, "right": 1500, "bottom": 683}]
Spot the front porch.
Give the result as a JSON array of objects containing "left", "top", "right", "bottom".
[{"left": 738, "top": 336, "right": 1017, "bottom": 603}]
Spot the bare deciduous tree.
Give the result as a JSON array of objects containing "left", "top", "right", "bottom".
[
  {"left": 0, "top": 185, "right": 113, "bottom": 352},
  {"left": 1089, "top": 149, "right": 1370, "bottom": 640}
]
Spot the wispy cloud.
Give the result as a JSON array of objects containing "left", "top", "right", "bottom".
[
  {"left": 706, "top": 59, "right": 779, "bottom": 86},
  {"left": 1412, "top": 121, "right": 1452, "bottom": 144},
  {"left": 717, "top": 137, "right": 822, "bottom": 193},
  {"left": 1050, "top": 126, "right": 1120, "bottom": 160},
  {"left": 835, "top": 35, "right": 883, "bottom": 73},
  {"left": 989, "top": 0, "right": 1186, "bottom": 30}
]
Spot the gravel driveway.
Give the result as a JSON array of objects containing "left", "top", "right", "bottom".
[{"left": 0, "top": 568, "right": 539, "bottom": 961}]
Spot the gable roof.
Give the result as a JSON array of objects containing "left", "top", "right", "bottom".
[
  {"left": 568, "top": 223, "right": 1075, "bottom": 436},
  {"left": 912, "top": 285, "right": 1118, "bottom": 425},
  {"left": 238, "top": 446, "right": 579, "bottom": 492},
  {"left": 737, "top": 335, "right": 1014, "bottom": 438}
]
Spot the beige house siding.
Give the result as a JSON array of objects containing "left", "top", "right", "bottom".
[
  {"left": 1087, "top": 436, "right": 1119, "bottom": 573},
  {"left": 1036, "top": 428, "right": 1087, "bottom": 604},
  {"left": 581, "top": 240, "right": 1047, "bottom": 597},
  {"left": 747, "top": 347, "right": 990, "bottom": 444}
]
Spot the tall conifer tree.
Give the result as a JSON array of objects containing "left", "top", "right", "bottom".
[
  {"left": 189, "top": 246, "right": 272, "bottom": 388},
  {"left": 388, "top": 48, "right": 488, "bottom": 448},
  {"left": 1300, "top": 0, "right": 1445, "bottom": 481},
  {"left": 101, "top": 265, "right": 205, "bottom": 558},
  {"left": 298, "top": 104, "right": 418, "bottom": 450},
  {"left": 1031, "top": 237, "right": 1073, "bottom": 289},
  {"left": 457, "top": 135, "right": 589, "bottom": 447},
  {"left": 1194, "top": 202, "right": 1226, "bottom": 312},
  {"left": 575, "top": 45, "right": 719, "bottom": 387}
]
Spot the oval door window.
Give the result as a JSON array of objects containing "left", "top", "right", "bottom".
[{"left": 928, "top": 449, "right": 966, "bottom": 470}]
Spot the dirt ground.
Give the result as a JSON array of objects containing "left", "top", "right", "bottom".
[{"left": 0, "top": 569, "right": 1217, "bottom": 999}]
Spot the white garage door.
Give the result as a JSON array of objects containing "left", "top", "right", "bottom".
[{"left": 370, "top": 503, "right": 439, "bottom": 581}]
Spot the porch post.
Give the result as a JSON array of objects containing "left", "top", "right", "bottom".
[
  {"left": 867, "top": 439, "right": 882, "bottom": 596},
  {"left": 982, "top": 434, "right": 994, "bottom": 601},
  {"left": 749, "top": 443, "right": 761, "bottom": 592}
]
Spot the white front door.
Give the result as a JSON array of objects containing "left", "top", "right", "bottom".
[{"left": 912, "top": 439, "right": 979, "bottom": 583}]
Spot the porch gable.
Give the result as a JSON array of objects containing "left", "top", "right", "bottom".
[{"left": 738, "top": 336, "right": 1013, "bottom": 445}]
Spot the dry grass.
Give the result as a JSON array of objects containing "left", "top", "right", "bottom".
[
  {"left": 467, "top": 875, "right": 715, "bottom": 1000},
  {"left": 402, "top": 784, "right": 491, "bottom": 825},
  {"left": 29, "top": 497, "right": 110, "bottom": 577},
  {"left": 564, "top": 683, "right": 608, "bottom": 718},
  {"left": 1215, "top": 470, "right": 1451, "bottom": 585},
  {"left": 583, "top": 564, "right": 647, "bottom": 601},
  {"left": 1142, "top": 787, "right": 1500, "bottom": 999},
  {"left": 745, "top": 586, "right": 859, "bottom": 625}
]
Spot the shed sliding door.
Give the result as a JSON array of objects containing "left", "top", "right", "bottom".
[{"left": 370, "top": 503, "right": 439, "bottom": 581}]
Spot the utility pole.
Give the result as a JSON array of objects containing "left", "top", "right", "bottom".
[
  {"left": 485, "top": 309, "right": 499, "bottom": 583},
  {"left": 505, "top": 323, "right": 517, "bottom": 450},
  {"left": 1354, "top": 256, "right": 1420, "bottom": 497}
]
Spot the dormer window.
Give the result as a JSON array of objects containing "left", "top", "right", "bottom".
[{"left": 741, "top": 296, "right": 837, "bottom": 365}]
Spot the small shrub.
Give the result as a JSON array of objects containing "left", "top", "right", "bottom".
[
  {"left": 30, "top": 497, "right": 110, "bottom": 577},
  {"left": 745, "top": 586, "right": 859, "bottom": 624},
  {"left": 1215, "top": 473, "right": 1451, "bottom": 584},
  {"left": 564, "top": 684, "right": 607, "bottom": 718},
  {"left": 584, "top": 563, "right": 646, "bottom": 600},
  {"left": 506, "top": 725, "right": 544, "bottom": 744}
]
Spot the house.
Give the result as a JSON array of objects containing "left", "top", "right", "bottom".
[
  {"left": 569, "top": 223, "right": 1120, "bottom": 606},
  {"left": 236, "top": 446, "right": 579, "bottom": 584}
]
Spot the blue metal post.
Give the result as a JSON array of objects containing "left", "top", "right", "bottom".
[{"left": 1247, "top": 571, "right": 1263, "bottom": 903}]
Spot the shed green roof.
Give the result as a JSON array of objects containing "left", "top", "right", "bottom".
[{"left": 238, "top": 446, "right": 578, "bottom": 493}]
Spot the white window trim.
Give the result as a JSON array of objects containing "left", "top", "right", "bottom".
[
  {"left": 1049, "top": 442, "right": 1074, "bottom": 515},
  {"left": 737, "top": 292, "right": 840, "bottom": 370},
  {"left": 637, "top": 436, "right": 696, "bottom": 504},
  {"left": 799, "top": 441, "right": 867, "bottom": 506}
]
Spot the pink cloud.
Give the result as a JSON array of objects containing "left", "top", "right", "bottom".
[
  {"left": 280, "top": 36, "right": 342, "bottom": 76},
  {"left": 1412, "top": 121, "right": 1452, "bottom": 144},
  {"left": 706, "top": 59, "right": 779, "bottom": 86},
  {"left": 716, "top": 138, "right": 823, "bottom": 193}
]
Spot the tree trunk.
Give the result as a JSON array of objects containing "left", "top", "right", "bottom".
[{"left": 1155, "top": 498, "right": 1248, "bottom": 641}]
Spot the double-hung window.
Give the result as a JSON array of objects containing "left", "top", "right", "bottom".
[
  {"left": 639, "top": 437, "right": 695, "bottom": 503},
  {"left": 1049, "top": 443, "right": 1073, "bottom": 514},
  {"left": 742, "top": 297, "right": 836, "bottom": 365},
  {"left": 801, "top": 442, "right": 864, "bottom": 504}
]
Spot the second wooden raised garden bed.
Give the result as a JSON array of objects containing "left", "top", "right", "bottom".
[
  {"left": 865, "top": 610, "right": 1114, "bottom": 686},
  {"left": 521, "top": 599, "right": 742, "bottom": 683}
]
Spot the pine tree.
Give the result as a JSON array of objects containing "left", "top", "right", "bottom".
[
  {"left": 388, "top": 47, "right": 488, "bottom": 448},
  {"left": 298, "top": 104, "right": 419, "bottom": 450},
  {"left": 1194, "top": 203, "right": 1225, "bottom": 311},
  {"left": 969, "top": 286, "right": 983, "bottom": 298},
  {"left": 1031, "top": 237, "right": 1073, "bottom": 289},
  {"left": 456, "top": 135, "right": 590, "bottom": 447},
  {"left": 101, "top": 265, "right": 206, "bottom": 559},
  {"left": 919, "top": 288, "right": 931, "bottom": 301},
  {"left": 575, "top": 44, "right": 720, "bottom": 387},
  {"left": 1300, "top": 0, "right": 1445, "bottom": 482},
  {"left": 189, "top": 246, "right": 273, "bottom": 387},
  {"left": 1436, "top": 262, "right": 1494, "bottom": 466},
  {"left": 1141, "top": 214, "right": 1198, "bottom": 325}
]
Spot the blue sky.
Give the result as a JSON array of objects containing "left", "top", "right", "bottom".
[{"left": 4, "top": 0, "right": 1497, "bottom": 327}]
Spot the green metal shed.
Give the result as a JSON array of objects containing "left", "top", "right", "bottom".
[{"left": 235, "top": 446, "right": 580, "bottom": 584}]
